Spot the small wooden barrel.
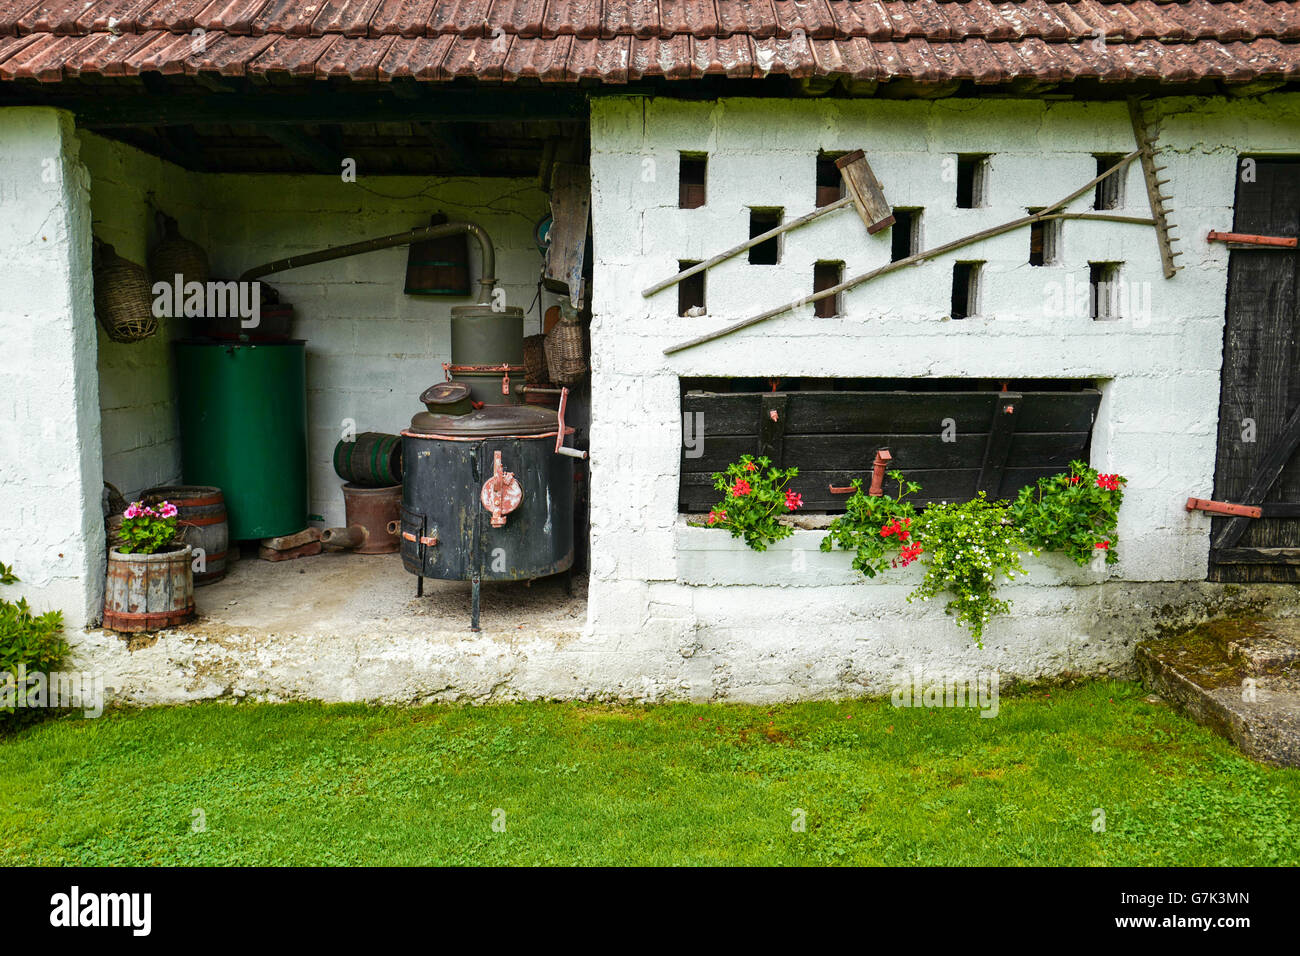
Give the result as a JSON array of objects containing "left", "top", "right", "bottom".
[
  {"left": 142, "top": 485, "right": 228, "bottom": 585},
  {"left": 102, "top": 546, "right": 196, "bottom": 633},
  {"left": 333, "top": 433, "right": 403, "bottom": 487}
]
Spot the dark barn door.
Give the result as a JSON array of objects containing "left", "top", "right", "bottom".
[{"left": 1210, "top": 159, "right": 1300, "bottom": 582}]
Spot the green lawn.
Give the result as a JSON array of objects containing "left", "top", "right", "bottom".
[{"left": 1, "top": 681, "right": 1297, "bottom": 865}]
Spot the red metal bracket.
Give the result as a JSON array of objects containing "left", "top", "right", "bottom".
[
  {"left": 868, "top": 449, "right": 893, "bottom": 496},
  {"left": 1207, "top": 230, "right": 1297, "bottom": 249},
  {"left": 1186, "top": 497, "right": 1262, "bottom": 519},
  {"left": 828, "top": 449, "right": 893, "bottom": 496}
]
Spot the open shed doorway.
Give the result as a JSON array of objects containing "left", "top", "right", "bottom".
[{"left": 84, "top": 84, "right": 592, "bottom": 632}]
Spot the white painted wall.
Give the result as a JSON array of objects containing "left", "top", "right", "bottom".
[
  {"left": 0, "top": 108, "right": 105, "bottom": 630},
  {"left": 577, "top": 94, "right": 1296, "bottom": 699},
  {"left": 80, "top": 132, "right": 200, "bottom": 500}
]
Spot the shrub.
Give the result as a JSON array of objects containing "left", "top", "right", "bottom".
[
  {"left": 0, "top": 562, "right": 68, "bottom": 728},
  {"left": 1009, "top": 461, "right": 1126, "bottom": 566},
  {"left": 820, "top": 470, "right": 924, "bottom": 577},
  {"left": 908, "top": 495, "right": 1029, "bottom": 647},
  {"left": 706, "top": 455, "right": 802, "bottom": 551}
]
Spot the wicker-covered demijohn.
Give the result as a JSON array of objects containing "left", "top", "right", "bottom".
[
  {"left": 523, "top": 333, "right": 550, "bottom": 384},
  {"left": 148, "top": 211, "right": 210, "bottom": 288},
  {"left": 93, "top": 241, "right": 158, "bottom": 344},
  {"left": 544, "top": 310, "right": 587, "bottom": 385}
]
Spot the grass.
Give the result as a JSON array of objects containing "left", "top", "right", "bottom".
[{"left": 1, "top": 680, "right": 1298, "bottom": 866}]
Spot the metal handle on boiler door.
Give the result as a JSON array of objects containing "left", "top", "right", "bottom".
[{"left": 555, "top": 387, "right": 588, "bottom": 460}]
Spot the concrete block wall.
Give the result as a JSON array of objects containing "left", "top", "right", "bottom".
[
  {"left": 80, "top": 131, "right": 202, "bottom": 500},
  {"left": 582, "top": 93, "right": 1298, "bottom": 694}
]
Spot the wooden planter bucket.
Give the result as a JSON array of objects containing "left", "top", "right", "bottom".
[{"left": 102, "top": 546, "right": 196, "bottom": 633}]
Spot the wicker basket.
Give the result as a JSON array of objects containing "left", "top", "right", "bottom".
[
  {"left": 94, "top": 242, "right": 158, "bottom": 344},
  {"left": 523, "top": 334, "right": 550, "bottom": 384},
  {"left": 104, "top": 481, "right": 127, "bottom": 551},
  {"left": 148, "top": 212, "right": 209, "bottom": 287},
  {"left": 544, "top": 311, "right": 587, "bottom": 384}
]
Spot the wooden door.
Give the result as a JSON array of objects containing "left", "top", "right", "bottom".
[{"left": 1209, "top": 159, "right": 1300, "bottom": 581}]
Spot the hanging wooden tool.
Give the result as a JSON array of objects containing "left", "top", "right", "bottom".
[
  {"left": 642, "top": 150, "right": 892, "bottom": 298},
  {"left": 1128, "top": 98, "right": 1182, "bottom": 279},
  {"left": 664, "top": 151, "right": 1144, "bottom": 355},
  {"left": 545, "top": 162, "right": 591, "bottom": 310}
]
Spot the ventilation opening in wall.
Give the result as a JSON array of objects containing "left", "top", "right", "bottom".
[
  {"left": 891, "top": 208, "right": 922, "bottom": 262},
  {"left": 951, "top": 261, "right": 982, "bottom": 319},
  {"left": 678, "top": 261, "right": 705, "bottom": 316},
  {"left": 678, "top": 377, "right": 1102, "bottom": 514},
  {"left": 813, "top": 261, "right": 843, "bottom": 317},
  {"left": 956, "top": 154, "right": 989, "bottom": 208},
  {"left": 679, "top": 153, "right": 707, "bottom": 209},
  {"left": 1090, "top": 262, "right": 1121, "bottom": 320},
  {"left": 816, "top": 151, "right": 845, "bottom": 207},
  {"left": 1028, "top": 211, "right": 1061, "bottom": 266},
  {"left": 1094, "top": 154, "right": 1126, "bottom": 210},
  {"left": 748, "top": 208, "right": 783, "bottom": 265}
]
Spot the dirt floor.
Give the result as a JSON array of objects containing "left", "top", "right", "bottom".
[{"left": 193, "top": 545, "right": 588, "bottom": 637}]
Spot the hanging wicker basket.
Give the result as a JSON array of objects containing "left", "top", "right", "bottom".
[
  {"left": 148, "top": 211, "right": 210, "bottom": 287},
  {"left": 544, "top": 311, "right": 587, "bottom": 385},
  {"left": 523, "top": 333, "right": 550, "bottom": 384},
  {"left": 94, "top": 241, "right": 158, "bottom": 344}
]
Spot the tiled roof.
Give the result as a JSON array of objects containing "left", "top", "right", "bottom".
[{"left": 1, "top": 1, "right": 1298, "bottom": 85}]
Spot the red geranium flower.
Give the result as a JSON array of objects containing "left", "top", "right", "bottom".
[
  {"left": 1095, "top": 540, "right": 1110, "bottom": 550},
  {"left": 898, "top": 542, "right": 924, "bottom": 567},
  {"left": 744, "top": 461, "right": 757, "bottom": 472},
  {"left": 1096, "top": 474, "right": 1121, "bottom": 491},
  {"left": 707, "top": 509, "right": 727, "bottom": 525},
  {"left": 731, "top": 479, "right": 752, "bottom": 497},
  {"left": 1069, "top": 475, "right": 1080, "bottom": 485},
  {"left": 784, "top": 490, "right": 803, "bottom": 511}
]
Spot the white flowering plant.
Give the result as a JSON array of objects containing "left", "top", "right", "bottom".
[{"left": 907, "top": 493, "right": 1029, "bottom": 647}]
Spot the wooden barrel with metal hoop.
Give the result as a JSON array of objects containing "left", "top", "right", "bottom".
[{"left": 142, "top": 485, "right": 229, "bottom": 585}]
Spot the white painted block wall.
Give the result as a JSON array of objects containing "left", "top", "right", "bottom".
[
  {"left": 0, "top": 108, "right": 105, "bottom": 630},
  {"left": 580, "top": 94, "right": 1300, "bottom": 698},
  {"left": 80, "top": 132, "right": 201, "bottom": 500}
]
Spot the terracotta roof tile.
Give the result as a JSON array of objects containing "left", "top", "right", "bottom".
[{"left": 3, "top": 1, "right": 1300, "bottom": 86}]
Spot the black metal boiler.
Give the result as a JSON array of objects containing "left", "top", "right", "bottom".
[{"left": 398, "top": 381, "right": 585, "bottom": 630}]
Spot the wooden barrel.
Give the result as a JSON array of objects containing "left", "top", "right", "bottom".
[
  {"left": 404, "top": 212, "right": 471, "bottom": 296},
  {"left": 102, "top": 546, "right": 196, "bottom": 633},
  {"left": 142, "top": 485, "right": 228, "bottom": 585},
  {"left": 333, "top": 433, "right": 403, "bottom": 487}
]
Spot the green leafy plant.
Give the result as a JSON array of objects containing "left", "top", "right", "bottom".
[
  {"left": 908, "top": 494, "right": 1028, "bottom": 647},
  {"left": 1009, "top": 461, "right": 1126, "bottom": 566},
  {"left": 1, "top": 562, "right": 68, "bottom": 727},
  {"left": 117, "top": 500, "right": 181, "bottom": 555},
  {"left": 820, "top": 470, "right": 924, "bottom": 577},
  {"left": 706, "top": 455, "right": 802, "bottom": 551}
]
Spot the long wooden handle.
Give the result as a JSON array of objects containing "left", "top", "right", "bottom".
[
  {"left": 641, "top": 196, "right": 854, "bottom": 298},
  {"left": 663, "top": 151, "right": 1141, "bottom": 355}
]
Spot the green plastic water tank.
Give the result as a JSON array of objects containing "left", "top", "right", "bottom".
[{"left": 174, "top": 340, "right": 308, "bottom": 540}]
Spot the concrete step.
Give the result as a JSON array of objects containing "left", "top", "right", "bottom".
[{"left": 1136, "top": 618, "right": 1300, "bottom": 767}]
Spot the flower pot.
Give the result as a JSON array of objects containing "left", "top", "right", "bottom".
[{"left": 102, "top": 546, "right": 196, "bottom": 633}]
